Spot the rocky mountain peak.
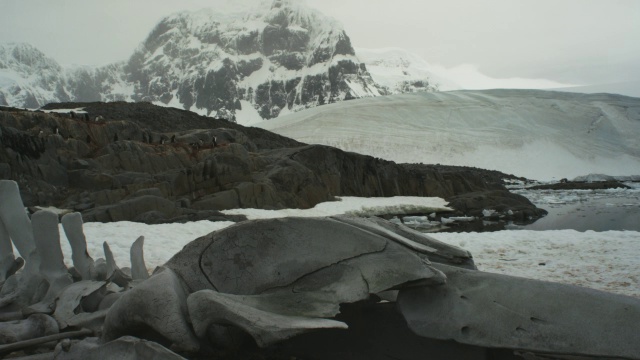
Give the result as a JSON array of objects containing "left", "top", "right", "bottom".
[
  {"left": 0, "top": 1, "right": 386, "bottom": 122},
  {"left": 0, "top": 43, "right": 68, "bottom": 108},
  {"left": 0, "top": 43, "right": 62, "bottom": 74}
]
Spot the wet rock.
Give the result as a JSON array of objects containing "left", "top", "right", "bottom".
[
  {"left": 446, "top": 190, "right": 547, "bottom": 221},
  {"left": 527, "top": 180, "right": 631, "bottom": 190}
]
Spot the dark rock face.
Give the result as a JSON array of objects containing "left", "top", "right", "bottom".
[
  {"left": 1, "top": 102, "right": 542, "bottom": 223},
  {"left": 527, "top": 180, "right": 631, "bottom": 190},
  {"left": 446, "top": 190, "right": 548, "bottom": 221}
]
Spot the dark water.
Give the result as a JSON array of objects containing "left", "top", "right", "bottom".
[
  {"left": 514, "top": 187, "right": 640, "bottom": 232},
  {"left": 520, "top": 197, "right": 640, "bottom": 231},
  {"left": 393, "top": 187, "right": 640, "bottom": 233}
]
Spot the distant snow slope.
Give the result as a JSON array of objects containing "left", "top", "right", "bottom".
[
  {"left": 553, "top": 81, "right": 640, "bottom": 99},
  {"left": 257, "top": 89, "right": 640, "bottom": 180},
  {"left": 356, "top": 47, "right": 573, "bottom": 92},
  {"left": 356, "top": 47, "right": 445, "bottom": 92}
]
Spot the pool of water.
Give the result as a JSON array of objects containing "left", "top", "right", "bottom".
[{"left": 512, "top": 184, "right": 640, "bottom": 232}]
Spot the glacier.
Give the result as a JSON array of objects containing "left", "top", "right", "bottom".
[{"left": 258, "top": 89, "right": 640, "bottom": 180}]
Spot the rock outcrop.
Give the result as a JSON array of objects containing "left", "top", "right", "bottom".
[{"left": 1, "top": 102, "right": 542, "bottom": 223}]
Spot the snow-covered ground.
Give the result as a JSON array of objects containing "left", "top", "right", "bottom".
[
  {"left": 54, "top": 194, "right": 640, "bottom": 299},
  {"left": 257, "top": 89, "right": 640, "bottom": 181}
]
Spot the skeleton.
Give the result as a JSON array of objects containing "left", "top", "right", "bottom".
[{"left": 1, "top": 179, "right": 640, "bottom": 359}]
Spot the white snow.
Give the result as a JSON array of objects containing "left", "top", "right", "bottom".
[
  {"left": 235, "top": 100, "right": 264, "bottom": 126},
  {"left": 434, "top": 230, "right": 640, "bottom": 298},
  {"left": 257, "top": 89, "right": 640, "bottom": 181},
  {"left": 221, "top": 196, "right": 451, "bottom": 219},
  {"left": 41, "top": 194, "right": 640, "bottom": 298},
  {"left": 356, "top": 47, "right": 574, "bottom": 93},
  {"left": 39, "top": 107, "right": 87, "bottom": 114}
]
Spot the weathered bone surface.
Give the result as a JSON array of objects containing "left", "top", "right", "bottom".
[
  {"left": 129, "top": 236, "right": 149, "bottom": 281},
  {"left": 165, "top": 216, "right": 445, "bottom": 295},
  {"left": 61, "top": 213, "right": 97, "bottom": 281},
  {"left": 102, "top": 242, "right": 131, "bottom": 288},
  {"left": 27, "top": 211, "right": 74, "bottom": 314},
  {"left": 102, "top": 267, "right": 200, "bottom": 353},
  {"left": 0, "top": 181, "right": 38, "bottom": 270},
  {"left": 0, "top": 313, "right": 58, "bottom": 344},
  {"left": 398, "top": 263, "right": 640, "bottom": 359},
  {"left": 105, "top": 216, "right": 448, "bottom": 349},
  {"left": 188, "top": 289, "right": 348, "bottom": 348},
  {"left": 363, "top": 216, "right": 476, "bottom": 269},
  {"left": 0, "top": 221, "right": 19, "bottom": 284},
  {"left": 53, "top": 281, "right": 106, "bottom": 329},
  {"left": 3, "top": 178, "right": 640, "bottom": 359},
  {"left": 0, "top": 180, "right": 42, "bottom": 309},
  {"left": 53, "top": 336, "right": 187, "bottom": 360}
]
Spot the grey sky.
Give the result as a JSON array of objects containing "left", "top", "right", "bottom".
[{"left": 1, "top": 0, "right": 638, "bottom": 85}]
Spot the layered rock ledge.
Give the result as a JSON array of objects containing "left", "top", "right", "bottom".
[{"left": 1, "top": 102, "right": 544, "bottom": 223}]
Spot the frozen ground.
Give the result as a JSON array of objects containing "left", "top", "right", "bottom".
[
  {"left": 257, "top": 89, "right": 640, "bottom": 181},
  {"left": 53, "top": 193, "right": 640, "bottom": 299}
]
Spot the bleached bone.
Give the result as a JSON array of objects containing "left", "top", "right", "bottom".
[
  {"left": 53, "top": 281, "right": 106, "bottom": 329},
  {"left": 0, "top": 220, "right": 20, "bottom": 283},
  {"left": 0, "top": 180, "right": 42, "bottom": 309},
  {"left": 61, "top": 213, "right": 96, "bottom": 281},
  {"left": 398, "top": 263, "right": 640, "bottom": 359},
  {"left": 102, "top": 267, "right": 199, "bottom": 353},
  {"left": 188, "top": 290, "right": 348, "bottom": 348},
  {"left": 102, "top": 242, "right": 130, "bottom": 288},
  {"left": 52, "top": 335, "right": 186, "bottom": 360},
  {"left": 0, "top": 328, "right": 92, "bottom": 356},
  {"left": 26, "top": 211, "right": 73, "bottom": 314},
  {"left": 0, "top": 313, "right": 58, "bottom": 345},
  {"left": 130, "top": 236, "right": 149, "bottom": 281},
  {"left": 0, "top": 181, "right": 38, "bottom": 269}
]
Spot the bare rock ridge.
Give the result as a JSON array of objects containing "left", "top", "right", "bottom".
[
  {"left": 0, "top": 102, "right": 544, "bottom": 223},
  {"left": 0, "top": 0, "right": 399, "bottom": 120}
]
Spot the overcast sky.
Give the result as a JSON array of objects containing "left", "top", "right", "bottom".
[{"left": 1, "top": 0, "right": 638, "bottom": 86}]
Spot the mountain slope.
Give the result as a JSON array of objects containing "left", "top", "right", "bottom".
[
  {"left": 258, "top": 89, "right": 640, "bottom": 180},
  {"left": 125, "top": 0, "right": 384, "bottom": 121},
  {"left": 356, "top": 47, "right": 451, "bottom": 92},
  {"left": 1, "top": 0, "right": 384, "bottom": 123},
  {"left": 0, "top": 43, "right": 70, "bottom": 108}
]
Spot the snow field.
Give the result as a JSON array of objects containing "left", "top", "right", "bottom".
[
  {"left": 435, "top": 230, "right": 640, "bottom": 298},
  {"left": 258, "top": 90, "right": 640, "bottom": 180}
]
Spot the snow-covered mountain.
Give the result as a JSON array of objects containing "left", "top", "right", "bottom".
[
  {"left": 258, "top": 89, "right": 640, "bottom": 180},
  {"left": 0, "top": 0, "right": 385, "bottom": 121},
  {"left": 356, "top": 47, "right": 453, "bottom": 92},
  {"left": 0, "top": 43, "right": 70, "bottom": 108}
]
